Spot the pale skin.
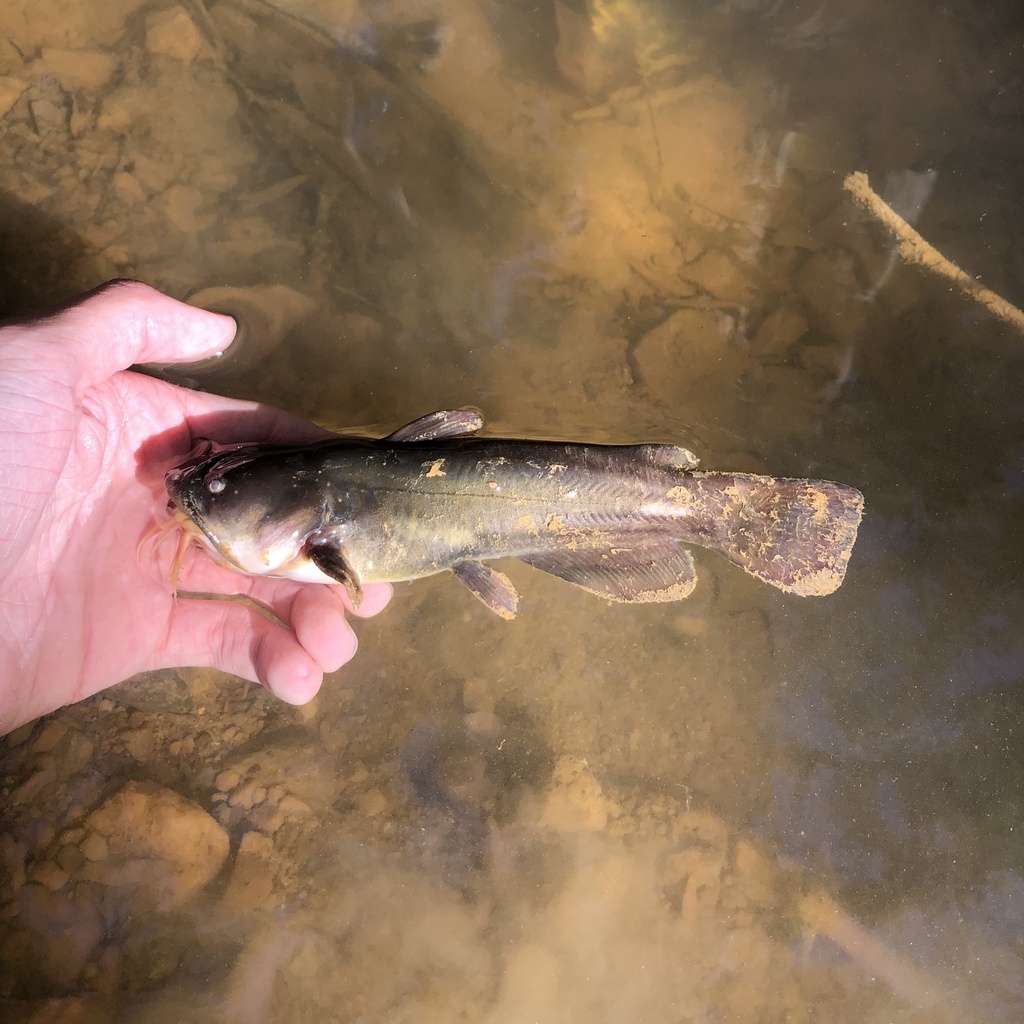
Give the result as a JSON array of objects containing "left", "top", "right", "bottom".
[{"left": 0, "top": 280, "right": 391, "bottom": 735}]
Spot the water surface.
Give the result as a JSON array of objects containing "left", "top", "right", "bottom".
[{"left": 2, "top": 0, "right": 1024, "bottom": 1020}]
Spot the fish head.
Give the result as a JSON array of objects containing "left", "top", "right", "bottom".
[{"left": 165, "top": 441, "right": 328, "bottom": 577}]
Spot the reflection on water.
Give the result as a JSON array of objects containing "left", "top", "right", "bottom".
[{"left": 2, "top": 0, "right": 1024, "bottom": 1019}]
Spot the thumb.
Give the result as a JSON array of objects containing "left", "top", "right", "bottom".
[{"left": 45, "top": 280, "right": 237, "bottom": 390}]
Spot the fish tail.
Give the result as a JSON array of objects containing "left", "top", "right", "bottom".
[{"left": 687, "top": 474, "right": 864, "bottom": 596}]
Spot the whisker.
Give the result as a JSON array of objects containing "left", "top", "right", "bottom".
[
  {"left": 169, "top": 526, "right": 194, "bottom": 596},
  {"left": 138, "top": 509, "right": 206, "bottom": 596},
  {"left": 136, "top": 513, "right": 182, "bottom": 561}
]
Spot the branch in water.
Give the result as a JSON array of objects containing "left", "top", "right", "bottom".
[{"left": 844, "top": 170, "right": 1024, "bottom": 335}]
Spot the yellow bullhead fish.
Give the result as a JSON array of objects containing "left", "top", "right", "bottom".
[{"left": 162, "top": 409, "right": 864, "bottom": 618}]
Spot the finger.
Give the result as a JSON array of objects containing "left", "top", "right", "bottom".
[
  {"left": 49, "top": 280, "right": 237, "bottom": 390},
  {"left": 158, "top": 597, "right": 327, "bottom": 704},
  {"left": 168, "top": 545, "right": 393, "bottom": 619},
  {"left": 124, "top": 374, "right": 338, "bottom": 488},
  {"left": 289, "top": 586, "right": 359, "bottom": 674},
  {"left": 148, "top": 546, "right": 388, "bottom": 676},
  {"left": 350, "top": 582, "right": 393, "bottom": 618},
  {"left": 177, "top": 390, "right": 337, "bottom": 446}
]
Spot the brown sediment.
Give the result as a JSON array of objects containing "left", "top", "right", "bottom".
[
  {"left": 790, "top": 564, "right": 844, "bottom": 597},
  {"left": 625, "top": 576, "right": 698, "bottom": 602},
  {"left": 844, "top": 171, "right": 1024, "bottom": 335}
]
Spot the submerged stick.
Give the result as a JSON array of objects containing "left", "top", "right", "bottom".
[
  {"left": 844, "top": 171, "right": 1024, "bottom": 335},
  {"left": 798, "top": 891, "right": 950, "bottom": 1009}
]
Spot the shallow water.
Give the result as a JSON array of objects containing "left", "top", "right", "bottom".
[{"left": 2, "top": 0, "right": 1024, "bottom": 1020}]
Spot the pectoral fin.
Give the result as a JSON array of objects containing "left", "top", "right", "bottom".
[
  {"left": 451, "top": 561, "right": 519, "bottom": 619},
  {"left": 520, "top": 539, "right": 697, "bottom": 603},
  {"left": 386, "top": 408, "right": 484, "bottom": 442},
  {"left": 307, "top": 542, "right": 364, "bottom": 608}
]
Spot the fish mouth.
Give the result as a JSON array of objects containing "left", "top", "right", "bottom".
[
  {"left": 148, "top": 443, "right": 237, "bottom": 590},
  {"left": 163, "top": 465, "right": 213, "bottom": 555}
]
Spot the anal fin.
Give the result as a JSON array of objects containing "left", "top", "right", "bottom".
[
  {"left": 520, "top": 538, "right": 697, "bottom": 603},
  {"left": 452, "top": 561, "right": 519, "bottom": 619}
]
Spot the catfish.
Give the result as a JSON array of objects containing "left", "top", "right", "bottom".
[{"left": 162, "top": 409, "right": 864, "bottom": 618}]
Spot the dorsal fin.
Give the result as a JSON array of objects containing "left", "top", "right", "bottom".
[{"left": 386, "top": 408, "right": 484, "bottom": 443}]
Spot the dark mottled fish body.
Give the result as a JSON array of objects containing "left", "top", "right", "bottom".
[{"left": 165, "top": 410, "right": 864, "bottom": 617}]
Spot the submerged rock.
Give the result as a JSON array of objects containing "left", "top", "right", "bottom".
[
  {"left": 634, "top": 306, "right": 748, "bottom": 404},
  {"left": 539, "top": 755, "right": 616, "bottom": 832},
  {"left": 220, "top": 831, "right": 279, "bottom": 914},
  {"left": 0, "top": 77, "right": 27, "bottom": 119},
  {"left": 145, "top": 7, "right": 205, "bottom": 63},
  {"left": 83, "top": 781, "right": 229, "bottom": 911},
  {"left": 32, "top": 48, "right": 117, "bottom": 91},
  {"left": 11, "top": 882, "right": 104, "bottom": 992}
]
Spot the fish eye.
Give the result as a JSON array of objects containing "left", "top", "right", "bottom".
[{"left": 206, "top": 477, "right": 226, "bottom": 494}]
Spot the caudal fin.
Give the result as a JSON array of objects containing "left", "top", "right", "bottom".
[{"left": 710, "top": 475, "right": 864, "bottom": 596}]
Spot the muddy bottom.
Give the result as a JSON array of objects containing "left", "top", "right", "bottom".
[{"left": 3, "top": 0, "right": 1024, "bottom": 1020}]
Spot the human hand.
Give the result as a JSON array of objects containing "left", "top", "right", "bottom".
[{"left": 0, "top": 280, "right": 391, "bottom": 734}]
